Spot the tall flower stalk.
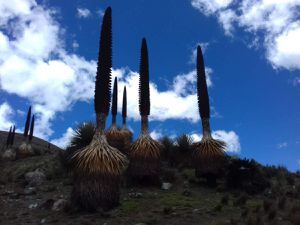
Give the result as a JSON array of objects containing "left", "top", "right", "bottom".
[
  {"left": 120, "top": 86, "right": 133, "bottom": 154},
  {"left": 71, "top": 7, "right": 128, "bottom": 212},
  {"left": 192, "top": 46, "right": 226, "bottom": 185},
  {"left": 106, "top": 77, "right": 124, "bottom": 151},
  {"left": 127, "top": 38, "right": 161, "bottom": 185}
]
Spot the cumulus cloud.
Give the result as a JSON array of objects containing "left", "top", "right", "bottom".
[
  {"left": 191, "top": 0, "right": 300, "bottom": 70},
  {"left": 0, "top": 102, "right": 14, "bottom": 131},
  {"left": 190, "top": 130, "right": 241, "bottom": 153},
  {"left": 51, "top": 127, "right": 74, "bottom": 149},
  {"left": 77, "top": 8, "right": 91, "bottom": 18},
  {"left": 0, "top": 0, "right": 96, "bottom": 138},
  {"left": 150, "top": 130, "right": 163, "bottom": 140}
]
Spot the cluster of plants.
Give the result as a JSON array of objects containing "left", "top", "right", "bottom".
[{"left": 59, "top": 6, "right": 299, "bottom": 214}]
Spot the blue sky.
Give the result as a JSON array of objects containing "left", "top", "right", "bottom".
[{"left": 0, "top": 0, "right": 300, "bottom": 171}]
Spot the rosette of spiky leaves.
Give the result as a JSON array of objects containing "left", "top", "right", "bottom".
[
  {"left": 106, "top": 77, "right": 123, "bottom": 151},
  {"left": 193, "top": 45, "right": 226, "bottom": 181},
  {"left": 29, "top": 115, "right": 34, "bottom": 141},
  {"left": 127, "top": 38, "right": 161, "bottom": 185},
  {"left": 6, "top": 126, "right": 12, "bottom": 147},
  {"left": 71, "top": 7, "right": 128, "bottom": 212},
  {"left": 71, "top": 131, "right": 128, "bottom": 211},
  {"left": 23, "top": 106, "right": 31, "bottom": 138},
  {"left": 94, "top": 7, "right": 112, "bottom": 116},
  {"left": 120, "top": 86, "right": 133, "bottom": 154},
  {"left": 10, "top": 125, "right": 16, "bottom": 146}
]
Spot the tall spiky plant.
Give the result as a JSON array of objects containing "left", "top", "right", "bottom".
[
  {"left": 29, "top": 115, "right": 35, "bottom": 141},
  {"left": 71, "top": 7, "right": 128, "bottom": 212},
  {"left": 6, "top": 126, "right": 12, "bottom": 147},
  {"left": 23, "top": 106, "right": 31, "bottom": 138},
  {"left": 192, "top": 46, "right": 226, "bottom": 185},
  {"left": 127, "top": 38, "right": 161, "bottom": 185},
  {"left": 10, "top": 125, "right": 16, "bottom": 146},
  {"left": 106, "top": 77, "right": 124, "bottom": 151},
  {"left": 18, "top": 108, "right": 34, "bottom": 158},
  {"left": 120, "top": 86, "right": 133, "bottom": 154}
]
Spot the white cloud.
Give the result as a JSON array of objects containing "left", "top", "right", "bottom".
[
  {"left": 0, "top": 102, "right": 14, "bottom": 131},
  {"left": 191, "top": 0, "right": 300, "bottom": 70},
  {"left": 51, "top": 127, "right": 74, "bottom": 149},
  {"left": 150, "top": 130, "right": 163, "bottom": 140},
  {"left": 0, "top": 0, "right": 96, "bottom": 139},
  {"left": 190, "top": 130, "right": 241, "bottom": 153},
  {"left": 77, "top": 8, "right": 91, "bottom": 18},
  {"left": 277, "top": 142, "right": 288, "bottom": 149},
  {"left": 191, "top": 0, "right": 234, "bottom": 15}
]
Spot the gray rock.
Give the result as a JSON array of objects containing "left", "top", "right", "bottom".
[
  {"left": 28, "top": 203, "right": 38, "bottom": 209},
  {"left": 24, "top": 187, "right": 36, "bottom": 195},
  {"left": 25, "top": 169, "right": 46, "bottom": 186},
  {"left": 161, "top": 182, "right": 172, "bottom": 190},
  {"left": 52, "top": 199, "right": 68, "bottom": 211}
]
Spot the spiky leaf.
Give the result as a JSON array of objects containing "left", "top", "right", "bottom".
[
  {"left": 94, "top": 7, "right": 112, "bottom": 115},
  {"left": 111, "top": 77, "right": 118, "bottom": 116},
  {"left": 197, "top": 46, "right": 210, "bottom": 119},
  {"left": 139, "top": 38, "right": 150, "bottom": 116},
  {"left": 24, "top": 106, "right": 31, "bottom": 137},
  {"left": 29, "top": 115, "right": 35, "bottom": 141},
  {"left": 122, "top": 86, "right": 127, "bottom": 118}
]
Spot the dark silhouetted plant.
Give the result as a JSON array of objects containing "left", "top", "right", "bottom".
[
  {"left": 225, "top": 158, "right": 270, "bottom": 194},
  {"left": 106, "top": 77, "right": 123, "bottom": 151},
  {"left": 10, "top": 125, "right": 16, "bottom": 146},
  {"left": 127, "top": 38, "right": 161, "bottom": 185},
  {"left": 70, "top": 7, "right": 128, "bottom": 212},
  {"left": 192, "top": 45, "right": 226, "bottom": 185},
  {"left": 23, "top": 106, "right": 31, "bottom": 138},
  {"left": 120, "top": 86, "right": 133, "bottom": 154},
  {"left": 29, "top": 115, "right": 34, "bottom": 141},
  {"left": 6, "top": 126, "right": 12, "bottom": 147}
]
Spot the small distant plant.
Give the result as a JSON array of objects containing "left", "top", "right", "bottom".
[
  {"left": 159, "top": 136, "right": 174, "bottom": 162},
  {"left": 29, "top": 115, "right": 35, "bottom": 141},
  {"left": 220, "top": 195, "right": 229, "bottom": 205},
  {"left": 6, "top": 126, "right": 12, "bottom": 148},
  {"left": 23, "top": 106, "right": 31, "bottom": 138}
]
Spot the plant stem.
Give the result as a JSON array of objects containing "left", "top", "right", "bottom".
[
  {"left": 202, "top": 117, "right": 212, "bottom": 139},
  {"left": 96, "top": 113, "right": 107, "bottom": 134},
  {"left": 141, "top": 115, "right": 149, "bottom": 134}
]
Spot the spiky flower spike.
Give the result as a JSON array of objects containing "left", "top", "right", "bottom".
[
  {"left": 23, "top": 106, "right": 31, "bottom": 138},
  {"left": 127, "top": 38, "right": 161, "bottom": 185},
  {"left": 6, "top": 126, "right": 12, "bottom": 147},
  {"left": 71, "top": 7, "right": 128, "bottom": 212},
  {"left": 193, "top": 46, "right": 226, "bottom": 183},
  {"left": 29, "top": 115, "right": 35, "bottom": 141},
  {"left": 106, "top": 77, "right": 124, "bottom": 151},
  {"left": 10, "top": 125, "right": 16, "bottom": 146},
  {"left": 120, "top": 86, "right": 133, "bottom": 154}
]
